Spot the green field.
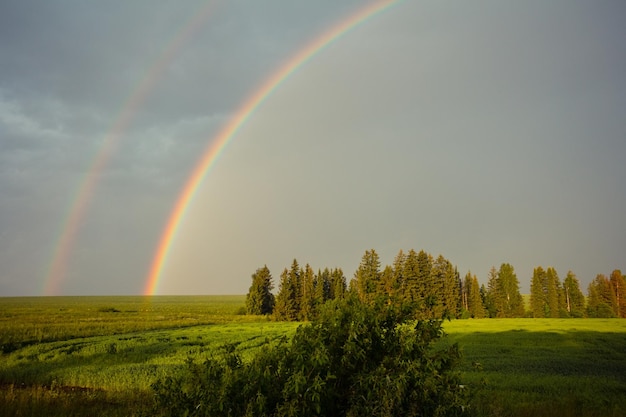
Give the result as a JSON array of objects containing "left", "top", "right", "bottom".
[{"left": 1, "top": 296, "right": 625, "bottom": 416}]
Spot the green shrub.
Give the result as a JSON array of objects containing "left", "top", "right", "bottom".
[{"left": 151, "top": 297, "right": 470, "bottom": 417}]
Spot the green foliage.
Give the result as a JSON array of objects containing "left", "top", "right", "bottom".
[
  {"left": 246, "top": 266, "right": 275, "bottom": 315},
  {"left": 152, "top": 296, "right": 470, "bottom": 417}
]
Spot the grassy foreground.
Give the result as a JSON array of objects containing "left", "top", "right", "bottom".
[{"left": 1, "top": 296, "right": 626, "bottom": 416}]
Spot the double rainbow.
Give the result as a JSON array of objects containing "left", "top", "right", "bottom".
[{"left": 144, "top": 0, "right": 398, "bottom": 295}]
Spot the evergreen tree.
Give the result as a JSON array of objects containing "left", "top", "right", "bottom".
[
  {"left": 246, "top": 265, "right": 275, "bottom": 315},
  {"left": 563, "top": 271, "right": 585, "bottom": 317},
  {"left": 610, "top": 270, "right": 626, "bottom": 318},
  {"left": 273, "top": 268, "right": 298, "bottom": 321},
  {"left": 314, "top": 268, "right": 330, "bottom": 310},
  {"left": 432, "top": 255, "right": 459, "bottom": 318},
  {"left": 587, "top": 274, "right": 618, "bottom": 318},
  {"left": 392, "top": 249, "right": 406, "bottom": 300},
  {"left": 417, "top": 250, "right": 434, "bottom": 315},
  {"left": 498, "top": 263, "right": 525, "bottom": 317},
  {"left": 289, "top": 259, "right": 302, "bottom": 318},
  {"left": 329, "top": 268, "right": 347, "bottom": 300},
  {"left": 530, "top": 267, "right": 547, "bottom": 318},
  {"left": 380, "top": 265, "right": 396, "bottom": 304},
  {"left": 299, "top": 263, "right": 315, "bottom": 321},
  {"left": 461, "top": 272, "right": 472, "bottom": 314},
  {"left": 402, "top": 249, "right": 420, "bottom": 304},
  {"left": 469, "top": 275, "right": 486, "bottom": 318},
  {"left": 545, "top": 267, "right": 560, "bottom": 318},
  {"left": 353, "top": 249, "right": 381, "bottom": 305},
  {"left": 487, "top": 264, "right": 524, "bottom": 318},
  {"left": 485, "top": 266, "right": 501, "bottom": 318}
]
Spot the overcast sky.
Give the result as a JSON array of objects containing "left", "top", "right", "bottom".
[{"left": 1, "top": 0, "right": 624, "bottom": 296}]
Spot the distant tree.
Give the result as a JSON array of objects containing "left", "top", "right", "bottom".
[
  {"left": 353, "top": 249, "right": 381, "bottom": 305},
  {"left": 402, "top": 249, "right": 421, "bottom": 304},
  {"left": 610, "top": 270, "right": 626, "bottom": 318},
  {"left": 246, "top": 265, "right": 275, "bottom": 315},
  {"left": 329, "top": 268, "right": 347, "bottom": 300},
  {"left": 468, "top": 274, "right": 486, "bottom": 318},
  {"left": 299, "top": 263, "right": 315, "bottom": 321},
  {"left": 563, "top": 271, "right": 585, "bottom": 317},
  {"left": 273, "top": 268, "right": 298, "bottom": 321},
  {"left": 487, "top": 264, "right": 524, "bottom": 318},
  {"left": 587, "top": 274, "right": 617, "bottom": 318},
  {"left": 461, "top": 272, "right": 471, "bottom": 314},
  {"left": 485, "top": 266, "right": 500, "bottom": 318},
  {"left": 392, "top": 249, "right": 406, "bottom": 301},
  {"left": 545, "top": 267, "right": 560, "bottom": 318},
  {"left": 530, "top": 267, "right": 547, "bottom": 318},
  {"left": 380, "top": 265, "right": 396, "bottom": 304},
  {"left": 499, "top": 263, "right": 525, "bottom": 317},
  {"left": 431, "top": 255, "right": 459, "bottom": 318},
  {"left": 314, "top": 268, "right": 330, "bottom": 310}
]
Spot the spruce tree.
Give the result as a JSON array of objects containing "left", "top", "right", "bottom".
[
  {"left": 299, "top": 263, "right": 315, "bottom": 321},
  {"left": 610, "top": 270, "right": 626, "bottom": 318},
  {"left": 563, "top": 271, "right": 585, "bottom": 317},
  {"left": 469, "top": 275, "right": 486, "bottom": 318},
  {"left": 545, "top": 267, "right": 560, "bottom": 318},
  {"left": 485, "top": 266, "right": 501, "bottom": 318},
  {"left": 587, "top": 274, "right": 618, "bottom": 318},
  {"left": 273, "top": 268, "right": 298, "bottom": 321},
  {"left": 353, "top": 249, "right": 381, "bottom": 305},
  {"left": 329, "top": 268, "right": 347, "bottom": 300},
  {"left": 246, "top": 265, "right": 275, "bottom": 315},
  {"left": 499, "top": 263, "right": 525, "bottom": 317},
  {"left": 530, "top": 267, "right": 547, "bottom": 318},
  {"left": 402, "top": 249, "right": 420, "bottom": 304}
]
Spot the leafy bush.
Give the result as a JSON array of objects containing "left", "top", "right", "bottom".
[{"left": 152, "top": 297, "right": 470, "bottom": 417}]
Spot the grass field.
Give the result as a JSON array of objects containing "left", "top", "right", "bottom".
[{"left": 1, "top": 296, "right": 625, "bottom": 416}]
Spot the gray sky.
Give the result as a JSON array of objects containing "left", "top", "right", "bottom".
[{"left": 1, "top": 0, "right": 624, "bottom": 296}]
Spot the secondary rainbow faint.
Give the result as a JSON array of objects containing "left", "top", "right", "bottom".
[
  {"left": 43, "top": 1, "right": 217, "bottom": 296},
  {"left": 144, "top": 0, "right": 400, "bottom": 296}
]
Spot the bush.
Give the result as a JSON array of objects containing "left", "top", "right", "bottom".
[{"left": 152, "top": 297, "right": 470, "bottom": 417}]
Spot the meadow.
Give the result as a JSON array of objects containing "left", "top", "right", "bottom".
[{"left": 1, "top": 296, "right": 625, "bottom": 416}]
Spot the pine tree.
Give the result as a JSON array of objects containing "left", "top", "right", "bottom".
[
  {"left": 499, "top": 263, "right": 525, "bottom": 317},
  {"left": 246, "top": 265, "right": 275, "bottom": 315},
  {"left": 530, "top": 267, "right": 547, "bottom": 318},
  {"left": 587, "top": 274, "right": 618, "bottom": 318},
  {"left": 469, "top": 275, "right": 486, "bottom": 318},
  {"left": 299, "top": 263, "right": 315, "bottom": 321},
  {"left": 610, "top": 270, "right": 626, "bottom": 318},
  {"left": 431, "top": 255, "right": 459, "bottom": 318},
  {"left": 485, "top": 266, "right": 501, "bottom": 318},
  {"left": 545, "top": 267, "right": 560, "bottom": 318},
  {"left": 461, "top": 272, "right": 472, "bottom": 314},
  {"left": 329, "top": 268, "right": 346, "bottom": 300},
  {"left": 273, "top": 268, "right": 298, "bottom": 321},
  {"left": 353, "top": 249, "right": 381, "bottom": 305},
  {"left": 380, "top": 265, "right": 396, "bottom": 304},
  {"left": 402, "top": 249, "right": 420, "bottom": 304},
  {"left": 563, "top": 271, "right": 585, "bottom": 317},
  {"left": 392, "top": 249, "right": 406, "bottom": 301}
]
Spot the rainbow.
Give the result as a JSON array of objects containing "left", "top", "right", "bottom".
[
  {"left": 144, "top": 0, "right": 399, "bottom": 295},
  {"left": 43, "top": 1, "right": 217, "bottom": 295}
]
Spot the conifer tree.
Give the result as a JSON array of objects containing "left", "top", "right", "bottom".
[
  {"left": 545, "top": 267, "right": 560, "bottom": 318},
  {"left": 380, "top": 265, "right": 396, "bottom": 304},
  {"left": 563, "top": 271, "right": 585, "bottom": 317},
  {"left": 299, "top": 263, "right": 315, "bottom": 321},
  {"left": 461, "top": 272, "right": 472, "bottom": 313},
  {"left": 530, "top": 267, "right": 547, "bottom": 318},
  {"left": 499, "top": 263, "right": 525, "bottom": 317},
  {"left": 587, "top": 274, "right": 618, "bottom": 318},
  {"left": 469, "top": 275, "right": 486, "bottom": 318},
  {"left": 329, "top": 268, "right": 347, "bottom": 300},
  {"left": 353, "top": 249, "right": 381, "bottom": 305},
  {"left": 485, "top": 266, "right": 501, "bottom": 318},
  {"left": 273, "top": 268, "right": 298, "bottom": 321},
  {"left": 431, "top": 255, "right": 459, "bottom": 318},
  {"left": 610, "top": 270, "right": 626, "bottom": 318},
  {"left": 402, "top": 249, "right": 420, "bottom": 304},
  {"left": 392, "top": 249, "right": 406, "bottom": 300},
  {"left": 246, "top": 265, "right": 275, "bottom": 315}
]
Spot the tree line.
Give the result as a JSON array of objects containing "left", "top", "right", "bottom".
[{"left": 246, "top": 248, "right": 625, "bottom": 320}]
